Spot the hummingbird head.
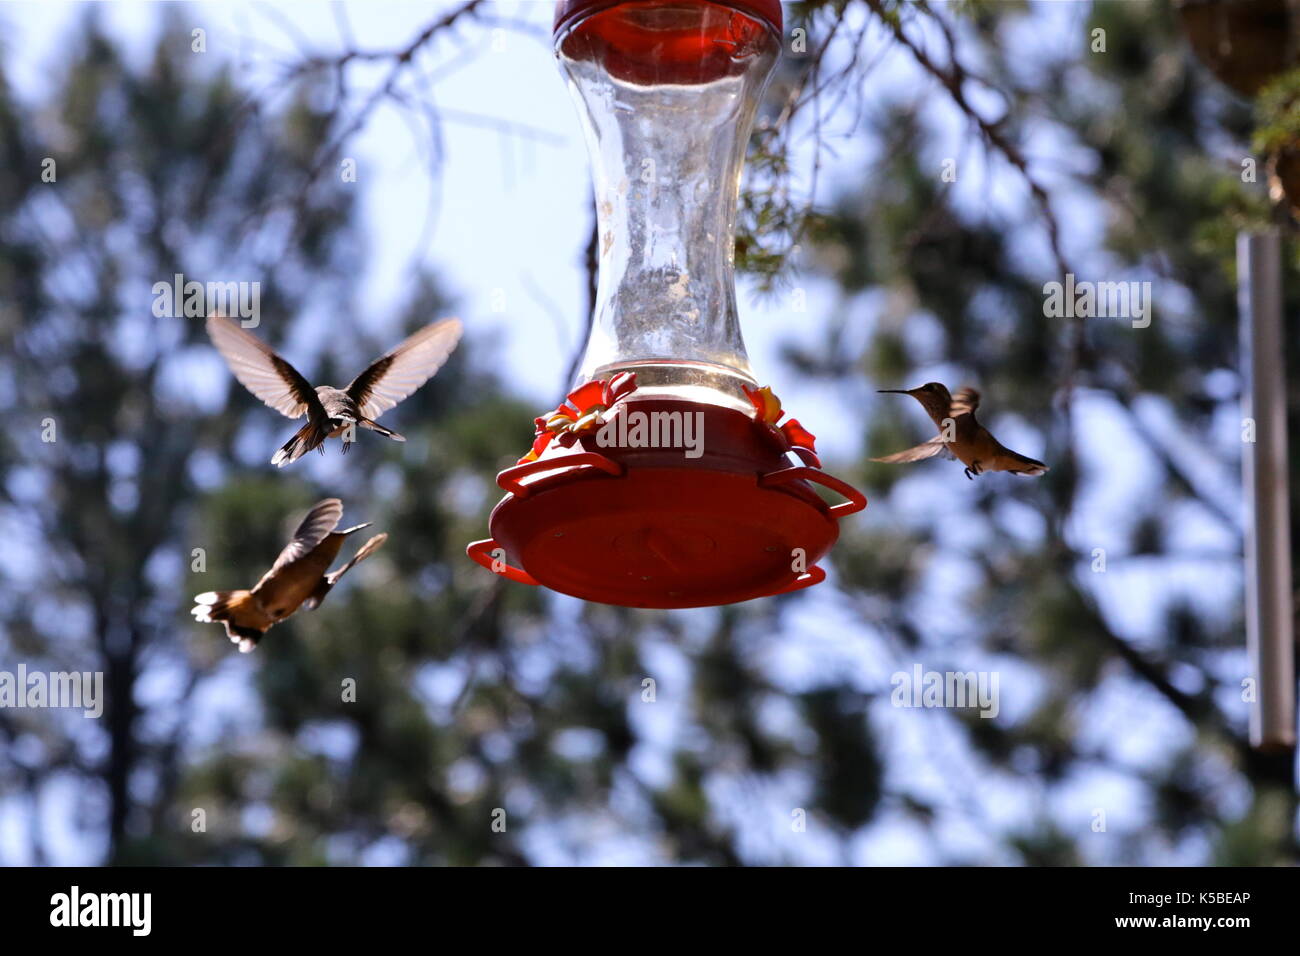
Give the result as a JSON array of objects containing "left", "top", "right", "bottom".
[{"left": 878, "top": 382, "right": 953, "bottom": 422}]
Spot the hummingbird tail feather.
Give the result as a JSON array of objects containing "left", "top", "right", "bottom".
[
  {"left": 1013, "top": 461, "right": 1049, "bottom": 476},
  {"left": 191, "top": 589, "right": 252, "bottom": 621},
  {"left": 1004, "top": 450, "right": 1049, "bottom": 476},
  {"left": 359, "top": 418, "right": 405, "bottom": 442},
  {"left": 272, "top": 421, "right": 328, "bottom": 467},
  {"left": 191, "top": 590, "right": 265, "bottom": 650}
]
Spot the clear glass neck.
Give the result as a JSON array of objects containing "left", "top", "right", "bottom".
[{"left": 556, "top": 2, "right": 779, "bottom": 411}]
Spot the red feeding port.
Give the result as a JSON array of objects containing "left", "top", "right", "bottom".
[{"left": 468, "top": 398, "right": 864, "bottom": 608}]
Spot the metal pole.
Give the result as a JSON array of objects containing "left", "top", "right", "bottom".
[{"left": 1237, "top": 229, "right": 1296, "bottom": 752}]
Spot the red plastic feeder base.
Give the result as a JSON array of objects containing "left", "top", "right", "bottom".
[{"left": 468, "top": 400, "right": 865, "bottom": 609}]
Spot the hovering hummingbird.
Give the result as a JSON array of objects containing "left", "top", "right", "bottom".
[
  {"left": 873, "top": 383, "right": 1048, "bottom": 480},
  {"left": 191, "top": 498, "right": 387, "bottom": 653},
  {"left": 207, "top": 314, "right": 462, "bottom": 466}
]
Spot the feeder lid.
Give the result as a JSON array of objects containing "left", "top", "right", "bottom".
[
  {"left": 554, "top": 0, "right": 783, "bottom": 84},
  {"left": 554, "top": 0, "right": 784, "bottom": 37}
]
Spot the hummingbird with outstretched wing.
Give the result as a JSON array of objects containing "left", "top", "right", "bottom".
[
  {"left": 873, "top": 383, "right": 1048, "bottom": 480},
  {"left": 207, "top": 315, "right": 462, "bottom": 466},
  {"left": 191, "top": 498, "right": 387, "bottom": 652}
]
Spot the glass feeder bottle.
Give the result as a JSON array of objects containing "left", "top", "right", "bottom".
[{"left": 555, "top": 0, "right": 782, "bottom": 413}]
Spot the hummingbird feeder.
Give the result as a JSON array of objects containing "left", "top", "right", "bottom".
[{"left": 467, "top": 0, "right": 865, "bottom": 608}]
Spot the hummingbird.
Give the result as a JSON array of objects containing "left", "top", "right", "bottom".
[
  {"left": 191, "top": 498, "right": 387, "bottom": 652},
  {"left": 873, "top": 383, "right": 1048, "bottom": 480},
  {"left": 206, "top": 314, "right": 462, "bottom": 466}
]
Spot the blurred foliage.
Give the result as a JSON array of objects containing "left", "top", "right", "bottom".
[{"left": 1253, "top": 68, "right": 1300, "bottom": 155}]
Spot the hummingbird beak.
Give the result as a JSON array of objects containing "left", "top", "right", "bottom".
[{"left": 877, "top": 389, "right": 912, "bottom": 394}]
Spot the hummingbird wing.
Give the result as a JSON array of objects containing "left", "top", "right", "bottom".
[
  {"left": 871, "top": 435, "right": 954, "bottom": 463},
  {"left": 301, "top": 530, "right": 387, "bottom": 606},
  {"left": 257, "top": 498, "right": 344, "bottom": 584},
  {"left": 328, "top": 531, "right": 386, "bottom": 586},
  {"left": 345, "top": 319, "right": 462, "bottom": 421},
  {"left": 207, "top": 315, "right": 322, "bottom": 420},
  {"left": 303, "top": 532, "right": 389, "bottom": 611},
  {"left": 949, "top": 387, "right": 980, "bottom": 418}
]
